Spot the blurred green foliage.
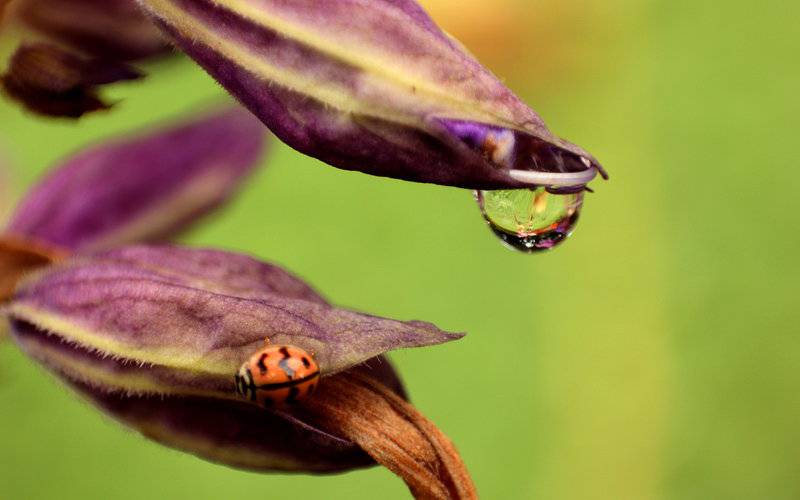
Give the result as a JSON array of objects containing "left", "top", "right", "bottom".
[{"left": 1, "top": 1, "right": 799, "bottom": 499}]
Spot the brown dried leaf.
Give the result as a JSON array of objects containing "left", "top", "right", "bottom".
[
  {"left": 1, "top": 43, "right": 142, "bottom": 118},
  {"left": 0, "top": 235, "right": 66, "bottom": 302},
  {"left": 0, "top": 0, "right": 10, "bottom": 23},
  {"left": 299, "top": 372, "right": 478, "bottom": 500},
  {"left": 15, "top": 0, "right": 170, "bottom": 61}
]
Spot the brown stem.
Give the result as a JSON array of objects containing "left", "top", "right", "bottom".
[
  {"left": 0, "top": 234, "right": 67, "bottom": 301},
  {"left": 300, "top": 372, "right": 478, "bottom": 500}
]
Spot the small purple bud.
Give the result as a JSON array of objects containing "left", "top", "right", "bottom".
[{"left": 6, "top": 107, "right": 267, "bottom": 251}]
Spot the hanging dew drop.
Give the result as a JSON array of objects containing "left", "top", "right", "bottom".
[{"left": 475, "top": 188, "right": 584, "bottom": 253}]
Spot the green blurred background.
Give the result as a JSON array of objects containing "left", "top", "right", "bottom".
[{"left": 1, "top": 0, "right": 799, "bottom": 498}]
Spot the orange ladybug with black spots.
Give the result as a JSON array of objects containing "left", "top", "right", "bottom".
[{"left": 235, "top": 345, "right": 320, "bottom": 406}]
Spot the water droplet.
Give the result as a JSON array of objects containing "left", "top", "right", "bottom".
[{"left": 475, "top": 188, "right": 583, "bottom": 253}]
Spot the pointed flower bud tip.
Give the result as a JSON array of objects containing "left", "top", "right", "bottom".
[
  {"left": 6, "top": 245, "right": 462, "bottom": 399},
  {"left": 137, "top": 0, "right": 606, "bottom": 191}
]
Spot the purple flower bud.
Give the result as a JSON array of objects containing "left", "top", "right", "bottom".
[
  {"left": 13, "top": 0, "right": 170, "bottom": 61},
  {"left": 4, "top": 245, "right": 461, "bottom": 473},
  {"left": 8, "top": 245, "right": 460, "bottom": 381},
  {"left": 61, "top": 374, "right": 375, "bottom": 472},
  {"left": 137, "top": 0, "right": 606, "bottom": 190},
  {"left": 3, "top": 0, "right": 171, "bottom": 117},
  {"left": 6, "top": 107, "right": 267, "bottom": 251},
  {"left": 95, "top": 245, "right": 328, "bottom": 304}
]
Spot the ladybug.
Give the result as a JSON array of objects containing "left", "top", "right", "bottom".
[{"left": 235, "top": 345, "right": 320, "bottom": 407}]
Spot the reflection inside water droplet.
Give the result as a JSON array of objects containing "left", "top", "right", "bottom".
[{"left": 475, "top": 188, "right": 583, "bottom": 253}]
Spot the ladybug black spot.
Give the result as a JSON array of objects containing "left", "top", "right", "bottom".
[
  {"left": 287, "top": 386, "right": 300, "bottom": 404},
  {"left": 301, "top": 357, "right": 311, "bottom": 368},
  {"left": 257, "top": 353, "right": 269, "bottom": 375}
]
